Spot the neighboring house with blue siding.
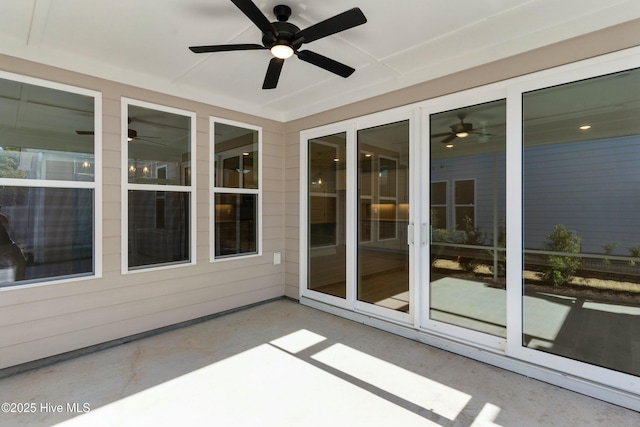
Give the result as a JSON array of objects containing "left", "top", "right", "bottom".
[{"left": 431, "top": 134, "right": 640, "bottom": 256}]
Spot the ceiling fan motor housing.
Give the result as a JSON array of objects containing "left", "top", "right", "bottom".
[
  {"left": 273, "top": 4, "right": 291, "bottom": 21},
  {"left": 451, "top": 122, "right": 473, "bottom": 133},
  {"left": 262, "top": 6, "right": 300, "bottom": 49},
  {"left": 188, "top": 1, "right": 367, "bottom": 89}
]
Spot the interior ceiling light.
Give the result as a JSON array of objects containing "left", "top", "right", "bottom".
[
  {"left": 446, "top": 143, "right": 454, "bottom": 148},
  {"left": 455, "top": 131, "right": 469, "bottom": 138},
  {"left": 270, "top": 44, "right": 294, "bottom": 59},
  {"left": 579, "top": 125, "right": 592, "bottom": 130}
]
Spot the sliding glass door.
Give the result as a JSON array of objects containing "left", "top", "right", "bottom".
[
  {"left": 302, "top": 114, "right": 413, "bottom": 320},
  {"left": 357, "top": 120, "right": 411, "bottom": 314},
  {"left": 301, "top": 50, "right": 640, "bottom": 405},
  {"left": 307, "top": 132, "right": 347, "bottom": 299},
  {"left": 428, "top": 100, "right": 507, "bottom": 338},
  {"left": 521, "top": 67, "right": 640, "bottom": 377}
]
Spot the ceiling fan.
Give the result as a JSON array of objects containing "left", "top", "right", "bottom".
[
  {"left": 431, "top": 113, "right": 494, "bottom": 144},
  {"left": 76, "top": 119, "right": 164, "bottom": 145},
  {"left": 188, "top": 0, "right": 367, "bottom": 89}
]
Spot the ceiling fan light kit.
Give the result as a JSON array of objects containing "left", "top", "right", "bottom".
[
  {"left": 270, "top": 44, "right": 294, "bottom": 59},
  {"left": 431, "top": 113, "right": 495, "bottom": 145},
  {"left": 188, "top": 0, "right": 367, "bottom": 89}
]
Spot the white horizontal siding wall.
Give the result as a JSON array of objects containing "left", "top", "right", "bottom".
[{"left": 0, "top": 55, "right": 286, "bottom": 370}]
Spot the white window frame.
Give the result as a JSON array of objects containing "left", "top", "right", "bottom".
[
  {"left": 121, "top": 98, "right": 196, "bottom": 274},
  {"left": 308, "top": 139, "right": 340, "bottom": 249},
  {"left": 376, "top": 154, "right": 399, "bottom": 241},
  {"left": 210, "top": 117, "right": 262, "bottom": 262},
  {"left": 359, "top": 150, "right": 374, "bottom": 243},
  {"left": 453, "top": 178, "right": 476, "bottom": 231},
  {"left": 429, "top": 180, "right": 448, "bottom": 230},
  {"left": 0, "top": 71, "right": 102, "bottom": 288}
]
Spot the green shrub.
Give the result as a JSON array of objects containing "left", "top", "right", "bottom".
[
  {"left": 602, "top": 242, "right": 618, "bottom": 265},
  {"left": 457, "top": 216, "right": 485, "bottom": 272},
  {"left": 542, "top": 224, "right": 581, "bottom": 287},
  {"left": 629, "top": 244, "right": 640, "bottom": 266}
]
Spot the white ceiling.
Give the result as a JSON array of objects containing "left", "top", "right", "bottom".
[{"left": 1, "top": 0, "right": 639, "bottom": 122}]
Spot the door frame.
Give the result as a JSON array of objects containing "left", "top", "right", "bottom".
[
  {"left": 419, "top": 85, "right": 508, "bottom": 350},
  {"left": 299, "top": 45, "right": 640, "bottom": 409},
  {"left": 300, "top": 106, "right": 419, "bottom": 325}
]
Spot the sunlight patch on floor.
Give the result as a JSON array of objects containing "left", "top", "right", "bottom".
[
  {"left": 270, "top": 329, "right": 327, "bottom": 353},
  {"left": 53, "top": 341, "right": 443, "bottom": 426},
  {"left": 375, "top": 291, "right": 409, "bottom": 310},
  {"left": 312, "top": 343, "right": 471, "bottom": 421},
  {"left": 470, "top": 403, "right": 502, "bottom": 427}
]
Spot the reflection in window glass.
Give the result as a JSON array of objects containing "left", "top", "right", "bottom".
[
  {"left": 128, "top": 191, "right": 190, "bottom": 268},
  {"left": 378, "top": 157, "right": 397, "bottom": 198},
  {"left": 429, "top": 100, "right": 506, "bottom": 337},
  {"left": 357, "top": 121, "right": 410, "bottom": 312},
  {"left": 212, "top": 120, "right": 260, "bottom": 260},
  {"left": 522, "top": 68, "right": 640, "bottom": 376},
  {"left": 455, "top": 179, "right": 474, "bottom": 204},
  {"left": 430, "top": 182, "right": 447, "bottom": 229},
  {"left": 0, "top": 77, "right": 97, "bottom": 287},
  {"left": 125, "top": 101, "right": 193, "bottom": 271},
  {"left": 214, "top": 122, "right": 258, "bottom": 189},
  {"left": 214, "top": 193, "right": 257, "bottom": 257},
  {"left": 308, "top": 133, "right": 346, "bottom": 298},
  {"left": 128, "top": 105, "right": 191, "bottom": 186},
  {"left": 0, "top": 78, "right": 95, "bottom": 182},
  {"left": 454, "top": 179, "right": 475, "bottom": 230},
  {"left": 0, "top": 187, "right": 93, "bottom": 286}
]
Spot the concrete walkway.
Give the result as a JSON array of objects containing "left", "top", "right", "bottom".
[
  {"left": 430, "top": 277, "right": 640, "bottom": 376},
  {"left": 0, "top": 299, "right": 638, "bottom": 426}
]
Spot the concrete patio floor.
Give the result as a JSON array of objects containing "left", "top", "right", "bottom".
[{"left": 0, "top": 298, "right": 638, "bottom": 426}]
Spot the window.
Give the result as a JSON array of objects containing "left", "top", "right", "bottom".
[
  {"left": 0, "top": 73, "right": 100, "bottom": 287},
  {"left": 377, "top": 155, "right": 398, "bottom": 240},
  {"left": 211, "top": 118, "right": 261, "bottom": 260},
  {"left": 454, "top": 179, "right": 475, "bottom": 230},
  {"left": 430, "top": 181, "right": 447, "bottom": 230},
  {"left": 359, "top": 151, "right": 373, "bottom": 243},
  {"left": 123, "top": 99, "right": 195, "bottom": 271}
]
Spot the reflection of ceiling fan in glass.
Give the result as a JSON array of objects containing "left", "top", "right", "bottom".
[
  {"left": 431, "top": 113, "right": 495, "bottom": 145},
  {"left": 76, "top": 119, "right": 165, "bottom": 145}
]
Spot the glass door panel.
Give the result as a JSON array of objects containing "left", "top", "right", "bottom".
[
  {"left": 357, "top": 121, "right": 410, "bottom": 312},
  {"left": 522, "top": 67, "right": 640, "bottom": 376},
  {"left": 429, "top": 100, "right": 507, "bottom": 337},
  {"left": 308, "top": 133, "right": 347, "bottom": 298}
]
